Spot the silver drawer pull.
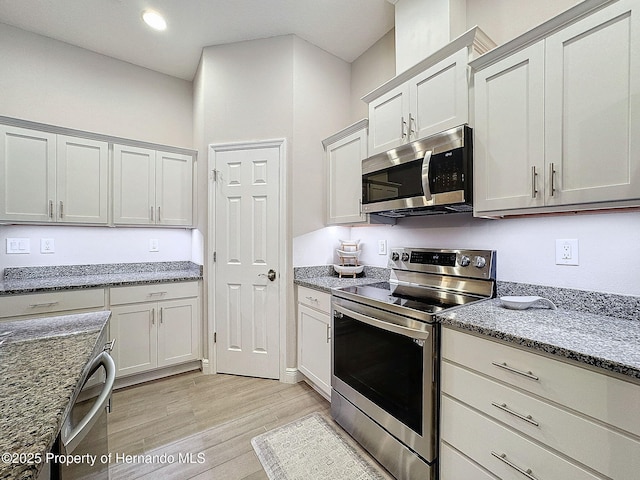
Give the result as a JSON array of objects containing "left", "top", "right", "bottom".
[
  {"left": 305, "top": 296, "right": 318, "bottom": 302},
  {"left": 29, "top": 301, "right": 59, "bottom": 308},
  {"left": 103, "top": 338, "right": 116, "bottom": 352},
  {"left": 148, "top": 291, "right": 168, "bottom": 297},
  {"left": 491, "top": 451, "right": 539, "bottom": 480},
  {"left": 492, "top": 361, "right": 539, "bottom": 381},
  {"left": 491, "top": 402, "right": 539, "bottom": 427}
]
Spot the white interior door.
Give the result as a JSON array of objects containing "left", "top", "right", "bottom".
[{"left": 213, "top": 143, "right": 281, "bottom": 379}]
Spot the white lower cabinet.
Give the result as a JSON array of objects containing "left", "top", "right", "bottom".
[
  {"left": 297, "top": 286, "right": 331, "bottom": 398},
  {"left": 440, "top": 327, "right": 640, "bottom": 480},
  {"left": 109, "top": 281, "right": 200, "bottom": 378}
]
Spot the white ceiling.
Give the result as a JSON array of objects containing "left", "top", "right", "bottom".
[{"left": 0, "top": 0, "right": 395, "bottom": 81}]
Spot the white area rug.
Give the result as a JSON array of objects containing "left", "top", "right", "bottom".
[{"left": 251, "top": 412, "right": 388, "bottom": 480}]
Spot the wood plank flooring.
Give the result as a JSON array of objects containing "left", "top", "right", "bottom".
[{"left": 107, "top": 371, "right": 389, "bottom": 479}]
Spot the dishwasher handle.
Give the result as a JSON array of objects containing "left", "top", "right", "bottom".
[{"left": 61, "top": 351, "right": 115, "bottom": 454}]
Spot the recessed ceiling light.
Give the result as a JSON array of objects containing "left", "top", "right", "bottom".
[{"left": 142, "top": 10, "right": 167, "bottom": 31}]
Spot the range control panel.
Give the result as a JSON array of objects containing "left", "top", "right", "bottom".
[{"left": 389, "top": 248, "right": 496, "bottom": 280}]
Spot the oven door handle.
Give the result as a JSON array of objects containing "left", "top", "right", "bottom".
[{"left": 334, "top": 304, "right": 430, "bottom": 340}]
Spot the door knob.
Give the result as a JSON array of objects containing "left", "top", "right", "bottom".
[{"left": 259, "top": 269, "right": 277, "bottom": 281}]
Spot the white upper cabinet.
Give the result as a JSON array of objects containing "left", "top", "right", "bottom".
[
  {"left": 0, "top": 125, "right": 108, "bottom": 224},
  {"left": 56, "top": 135, "right": 109, "bottom": 224},
  {"left": 364, "top": 28, "right": 495, "bottom": 157},
  {"left": 324, "top": 120, "right": 368, "bottom": 225},
  {"left": 473, "top": 0, "right": 640, "bottom": 216},
  {"left": 113, "top": 145, "right": 193, "bottom": 226}
]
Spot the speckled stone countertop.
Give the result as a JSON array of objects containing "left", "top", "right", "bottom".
[
  {"left": 0, "top": 261, "right": 203, "bottom": 296},
  {"left": 0, "top": 311, "right": 111, "bottom": 480},
  {"left": 438, "top": 281, "right": 640, "bottom": 382},
  {"left": 294, "top": 265, "right": 390, "bottom": 293}
]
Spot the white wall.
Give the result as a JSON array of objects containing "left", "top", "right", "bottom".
[
  {"left": 0, "top": 23, "right": 193, "bottom": 148},
  {"left": 466, "top": 0, "right": 581, "bottom": 46},
  {"left": 0, "top": 225, "right": 193, "bottom": 267},
  {"left": 0, "top": 23, "right": 198, "bottom": 271}
]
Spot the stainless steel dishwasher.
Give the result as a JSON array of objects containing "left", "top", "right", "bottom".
[{"left": 52, "top": 332, "right": 115, "bottom": 480}]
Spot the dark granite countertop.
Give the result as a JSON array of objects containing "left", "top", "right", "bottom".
[
  {"left": 438, "top": 290, "right": 640, "bottom": 382},
  {"left": 293, "top": 265, "right": 390, "bottom": 293},
  {"left": 0, "top": 261, "right": 203, "bottom": 296},
  {"left": 0, "top": 311, "right": 111, "bottom": 480}
]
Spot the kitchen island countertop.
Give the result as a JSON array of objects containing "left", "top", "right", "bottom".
[
  {"left": 0, "top": 311, "right": 111, "bottom": 480},
  {"left": 437, "top": 297, "right": 640, "bottom": 382}
]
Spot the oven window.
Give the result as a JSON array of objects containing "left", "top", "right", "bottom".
[
  {"left": 362, "top": 158, "right": 424, "bottom": 204},
  {"left": 334, "top": 313, "right": 423, "bottom": 435}
]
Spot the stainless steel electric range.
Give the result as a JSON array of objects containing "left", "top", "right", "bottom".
[{"left": 331, "top": 248, "right": 496, "bottom": 479}]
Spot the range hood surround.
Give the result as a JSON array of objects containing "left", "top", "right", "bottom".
[{"left": 389, "top": 0, "right": 468, "bottom": 73}]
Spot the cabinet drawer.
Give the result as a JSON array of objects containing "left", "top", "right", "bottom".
[
  {"left": 0, "top": 288, "right": 105, "bottom": 319},
  {"left": 441, "top": 396, "right": 602, "bottom": 480},
  {"left": 442, "top": 361, "right": 640, "bottom": 479},
  {"left": 442, "top": 327, "right": 640, "bottom": 438},
  {"left": 440, "top": 442, "right": 499, "bottom": 480},
  {"left": 110, "top": 281, "right": 199, "bottom": 306},
  {"left": 297, "top": 286, "right": 331, "bottom": 313}
]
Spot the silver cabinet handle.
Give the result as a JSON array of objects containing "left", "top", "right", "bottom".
[
  {"left": 408, "top": 113, "right": 416, "bottom": 139},
  {"left": 148, "top": 291, "right": 168, "bottom": 297},
  {"left": 401, "top": 116, "right": 407, "bottom": 139},
  {"left": 326, "top": 324, "right": 331, "bottom": 343},
  {"left": 151, "top": 309, "right": 155, "bottom": 325},
  {"left": 531, "top": 166, "right": 538, "bottom": 198},
  {"left": 159, "top": 307, "right": 163, "bottom": 324},
  {"left": 305, "top": 296, "right": 318, "bottom": 303},
  {"left": 491, "top": 361, "right": 539, "bottom": 381},
  {"left": 49, "top": 200, "right": 54, "bottom": 219},
  {"left": 491, "top": 452, "right": 539, "bottom": 480},
  {"left": 491, "top": 402, "right": 539, "bottom": 427},
  {"left": 157, "top": 206, "right": 161, "bottom": 222},
  {"left": 29, "top": 301, "right": 59, "bottom": 308},
  {"left": 59, "top": 201, "right": 64, "bottom": 219},
  {"left": 150, "top": 206, "right": 154, "bottom": 222},
  {"left": 549, "top": 162, "right": 556, "bottom": 196},
  {"left": 103, "top": 338, "right": 116, "bottom": 352}
]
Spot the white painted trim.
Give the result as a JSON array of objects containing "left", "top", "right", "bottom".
[
  {"left": 321, "top": 119, "right": 368, "bottom": 149},
  {"left": 283, "top": 367, "right": 303, "bottom": 384},
  {"left": 113, "top": 361, "right": 201, "bottom": 390},
  {"left": 207, "top": 139, "right": 288, "bottom": 381},
  {"left": 201, "top": 358, "right": 213, "bottom": 375}
]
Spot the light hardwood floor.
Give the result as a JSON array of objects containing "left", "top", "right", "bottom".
[{"left": 107, "top": 371, "right": 388, "bottom": 479}]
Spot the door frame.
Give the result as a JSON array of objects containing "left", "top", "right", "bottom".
[{"left": 207, "top": 139, "right": 292, "bottom": 382}]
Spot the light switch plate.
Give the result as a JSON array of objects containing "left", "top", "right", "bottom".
[
  {"left": 6, "top": 238, "right": 30, "bottom": 254},
  {"left": 378, "top": 240, "right": 387, "bottom": 255},
  {"left": 149, "top": 239, "right": 159, "bottom": 252}
]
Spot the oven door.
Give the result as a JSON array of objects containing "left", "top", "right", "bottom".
[{"left": 332, "top": 296, "right": 438, "bottom": 462}]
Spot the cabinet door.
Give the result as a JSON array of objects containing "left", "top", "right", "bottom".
[
  {"left": 0, "top": 125, "right": 56, "bottom": 222},
  {"left": 155, "top": 151, "right": 193, "bottom": 226},
  {"left": 327, "top": 127, "right": 368, "bottom": 224},
  {"left": 157, "top": 297, "right": 200, "bottom": 367},
  {"left": 410, "top": 47, "right": 469, "bottom": 141},
  {"left": 113, "top": 144, "right": 156, "bottom": 225},
  {"left": 473, "top": 42, "right": 545, "bottom": 213},
  {"left": 56, "top": 135, "right": 109, "bottom": 224},
  {"left": 545, "top": 0, "right": 640, "bottom": 206},
  {"left": 298, "top": 303, "right": 331, "bottom": 397},
  {"left": 368, "top": 84, "right": 410, "bottom": 155},
  {"left": 110, "top": 303, "right": 157, "bottom": 377}
]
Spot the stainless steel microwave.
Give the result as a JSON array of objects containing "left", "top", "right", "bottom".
[{"left": 362, "top": 125, "right": 472, "bottom": 217}]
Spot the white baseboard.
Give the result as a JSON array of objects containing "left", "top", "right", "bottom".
[
  {"left": 201, "top": 358, "right": 213, "bottom": 374},
  {"left": 113, "top": 361, "right": 201, "bottom": 390},
  {"left": 281, "top": 367, "right": 302, "bottom": 384}
]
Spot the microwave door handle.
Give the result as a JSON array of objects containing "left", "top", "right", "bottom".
[{"left": 421, "top": 151, "right": 433, "bottom": 201}]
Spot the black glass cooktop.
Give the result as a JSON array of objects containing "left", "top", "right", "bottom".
[{"left": 337, "top": 281, "right": 481, "bottom": 315}]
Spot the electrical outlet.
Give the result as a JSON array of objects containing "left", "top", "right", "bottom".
[
  {"left": 556, "top": 239, "right": 579, "bottom": 265},
  {"left": 378, "top": 240, "right": 387, "bottom": 255},
  {"left": 149, "top": 239, "right": 159, "bottom": 252},
  {"left": 40, "top": 238, "right": 55, "bottom": 254}
]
